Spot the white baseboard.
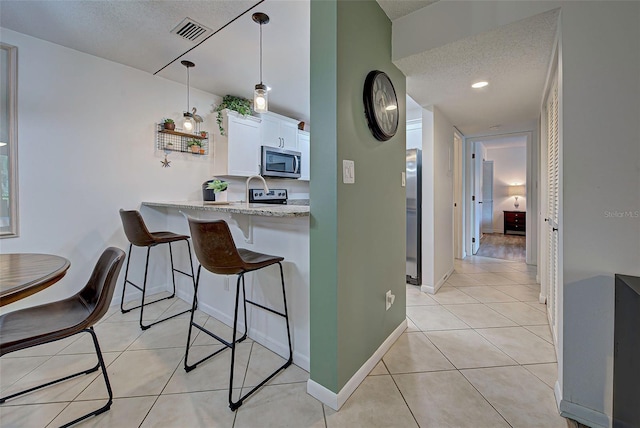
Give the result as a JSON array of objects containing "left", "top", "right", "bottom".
[
  {"left": 556, "top": 382, "right": 610, "bottom": 428},
  {"left": 307, "top": 319, "right": 407, "bottom": 411},
  {"left": 539, "top": 293, "right": 547, "bottom": 304},
  {"left": 421, "top": 266, "right": 455, "bottom": 295},
  {"left": 175, "top": 287, "right": 310, "bottom": 371}
]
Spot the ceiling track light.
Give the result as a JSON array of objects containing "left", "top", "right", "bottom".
[
  {"left": 181, "top": 60, "right": 196, "bottom": 132},
  {"left": 252, "top": 12, "right": 270, "bottom": 113}
]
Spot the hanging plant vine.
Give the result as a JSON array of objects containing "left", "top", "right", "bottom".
[{"left": 213, "top": 95, "right": 252, "bottom": 135}]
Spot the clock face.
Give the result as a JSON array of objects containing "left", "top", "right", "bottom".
[{"left": 363, "top": 70, "right": 399, "bottom": 141}]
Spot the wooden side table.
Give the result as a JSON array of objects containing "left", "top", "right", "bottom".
[{"left": 504, "top": 211, "right": 526, "bottom": 235}]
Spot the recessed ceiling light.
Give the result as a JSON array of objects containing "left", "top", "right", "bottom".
[
  {"left": 489, "top": 125, "right": 501, "bottom": 130},
  {"left": 472, "top": 81, "right": 489, "bottom": 89}
]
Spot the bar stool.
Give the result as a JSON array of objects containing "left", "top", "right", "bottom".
[
  {"left": 119, "top": 209, "right": 196, "bottom": 330},
  {"left": 184, "top": 217, "right": 293, "bottom": 411}
]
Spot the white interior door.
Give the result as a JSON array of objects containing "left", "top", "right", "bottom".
[
  {"left": 481, "top": 161, "right": 494, "bottom": 234},
  {"left": 545, "top": 74, "right": 561, "bottom": 345}
]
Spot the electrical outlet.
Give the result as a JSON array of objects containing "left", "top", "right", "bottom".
[
  {"left": 224, "top": 277, "right": 230, "bottom": 291},
  {"left": 401, "top": 171, "right": 406, "bottom": 187},
  {"left": 385, "top": 290, "right": 395, "bottom": 311}
]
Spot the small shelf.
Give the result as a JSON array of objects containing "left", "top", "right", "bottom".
[
  {"left": 159, "top": 129, "right": 206, "bottom": 139},
  {"left": 156, "top": 124, "right": 209, "bottom": 155}
]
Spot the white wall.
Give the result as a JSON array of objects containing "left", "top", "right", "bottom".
[
  {"left": 485, "top": 146, "right": 527, "bottom": 233},
  {"left": 420, "top": 109, "right": 434, "bottom": 290},
  {"left": 0, "top": 28, "right": 219, "bottom": 312},
  {"left": 420, "top": 106, "right": 454, "bottom": 293},
  {"left": 406, "top": 119, "right": 422, "bottom": 150},
  {"left": 393, "top": 2, "right": 640, "bottom": 426}
]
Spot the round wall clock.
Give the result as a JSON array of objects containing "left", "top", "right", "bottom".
[{"left": 363, "top": 70, "right": 399, "bottom": 141}]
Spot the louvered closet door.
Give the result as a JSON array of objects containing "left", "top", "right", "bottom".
[{"left": 546, "top": 75, "right": 560, "bottom": 344}]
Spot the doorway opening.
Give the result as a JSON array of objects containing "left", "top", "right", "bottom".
[{"left": 466, "top": 133, "right": 529, "bottom": 262}]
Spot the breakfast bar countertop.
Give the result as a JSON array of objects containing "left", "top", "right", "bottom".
[{"left": 141, "top": 200, "right": 310, "bottom": 217}]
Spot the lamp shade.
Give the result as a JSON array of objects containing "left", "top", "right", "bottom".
[{"left": 508, "top": 185, "right": 525, "bottom": 197}]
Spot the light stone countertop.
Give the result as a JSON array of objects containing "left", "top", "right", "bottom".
[{"left": 142, "top": 200, "right": 310, "bottom": 217}]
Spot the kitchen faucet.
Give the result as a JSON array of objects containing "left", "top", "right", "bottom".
[{"left": 246, "top": 175, "right": 269, "bottom": 206}]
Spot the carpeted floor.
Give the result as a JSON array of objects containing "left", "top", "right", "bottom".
[{"left": 476, "top": 233, "right": 526, "bottom": 261}]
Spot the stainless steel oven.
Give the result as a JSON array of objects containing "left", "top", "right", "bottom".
[{"left": 261, "top": 146, "right": 301, "bottom": 179}]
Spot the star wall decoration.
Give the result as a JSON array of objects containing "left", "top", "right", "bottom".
[{"left": 161, "top": 155, "right": 171, "bottom": 168}]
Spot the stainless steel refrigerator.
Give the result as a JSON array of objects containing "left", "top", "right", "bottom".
[{"left": 406, "top": 149, "right": 422, "bottom": 285}]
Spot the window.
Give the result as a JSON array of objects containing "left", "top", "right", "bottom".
[{"left": 1, "top": 43, "right": 18, "bottom": 238}]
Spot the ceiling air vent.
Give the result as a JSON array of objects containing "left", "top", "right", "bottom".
[{"left": 170, "top": 18, "right": 213, "bottom": 43}]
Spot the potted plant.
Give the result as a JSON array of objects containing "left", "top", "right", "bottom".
[
  {"left": 188, "top": 139, "right": 201, "bottom": 154},
  {"left": 162, "top": 118, "right": 175, "bottom": 131},
  {"left": 202, "top": 179, "right": 228, "bottom": 201},
  {"left": 213, "top": 95, "right": 252, "bottom": 136},
  {"left": 165, "top": 142, "right": 174, "bottom": 150}
]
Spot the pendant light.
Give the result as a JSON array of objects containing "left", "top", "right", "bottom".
[
  {"left": 181, "top": 60, "right": 195, "bottom": 132},
  {"left": 252, "top": 12, "right": 269, "bottom": 113}
]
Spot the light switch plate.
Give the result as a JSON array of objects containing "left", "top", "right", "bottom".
[
  {"left": 343, "top": 160, "right": 355, "bottom": 184},
  {"left": 401, "top": 171, "right": 406, "bottom": 187}
]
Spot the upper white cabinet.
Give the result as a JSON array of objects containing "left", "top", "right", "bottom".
[
  {"left": 297, "top": 130, "right": 310, "bottom": 181},
  {"left": 212, "top": 109, "right": 261, "bottom": 177},
  {"left": 260, "top": 112, "right": 299, "bottom": 150}
]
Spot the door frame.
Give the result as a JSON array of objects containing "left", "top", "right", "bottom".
[
  {"left": 464, "top": 140, "right": 483, "bottom": 256},
  {"left": 465, "top": 131, "right": 535, "bottom": 261},
  {"left": 453, "top": 130, "right": 464, "bottom": 259}
]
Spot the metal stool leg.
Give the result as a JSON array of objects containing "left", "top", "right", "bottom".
[
  {"left": 138, "top": 247, "right": 152, "bottom": 330},
  {"left": 1, "top": 328, "right": 114, "bottom": 427},
  {"left": 228, "top": 264, "right": 293, "bottom": 411},
  {"left": 228, "top": 274, "right": 244, "bottom": 410},
  {"left": 278, "top": 262, "right": 294, "bottom": 364},
  {"left": 121, "top": 240, "right": 196, "bottom": 330},
  {"left": 120, "top": 243, "right": 134, "bottom": 313},
  {"left": 184, "top": 265, "right": 202, "bottom": 371},
  {"left": 184, "top": 269, "right": 247, "bottom": 372}
]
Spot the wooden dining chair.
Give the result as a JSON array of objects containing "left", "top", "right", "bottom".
[{"left": 0, "top": 247, "right": 125, "bottom": 428}]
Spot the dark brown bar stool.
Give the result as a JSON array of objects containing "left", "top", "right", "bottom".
[
  {"left": 184, "top": 217, "right": 293, "bottom": 411},
  {"left": 119, "top": 209, "right": 196, "bottom": 330},
  {"left": 0, "top": 247, "right": 125, "bottom": 428}
]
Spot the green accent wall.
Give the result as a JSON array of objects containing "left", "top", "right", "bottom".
[{"left": 310, "top": 0, "right": 407, "bottom": 393}]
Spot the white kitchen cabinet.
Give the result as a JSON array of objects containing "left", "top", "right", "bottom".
[
  {"left": 212, "top": 109, "right": 261, "bottom": 177},
  {"left": 260, "top": 112, "right": 299, "bottom": 150},
  {"left": 298, "top": 130, "right": 310, "bottom": 181}
]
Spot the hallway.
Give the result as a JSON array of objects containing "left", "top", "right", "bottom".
[
  {"left": 0, "top": 256, "right": 567, "bottom": 427},
  {"left": 476, "top": 233, "right": 526, "bottom": 261}
]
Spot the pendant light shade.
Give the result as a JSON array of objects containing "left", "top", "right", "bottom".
[
  {"left": 252, "top": 12, "right": 269, "bottom": 113},
  {"left": 182, "top": 112, "right": 195, "bottom": 131},
  {"left": 254, "top": 83, "right": 268, "bottom": 113},
  {"left": 181, "top": 60, "right": 195, "bottom": 131}
]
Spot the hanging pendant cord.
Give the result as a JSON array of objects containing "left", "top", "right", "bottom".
[
  {"left": 186, "top": 67, "right": 190, "bottom": 111},
  {"left": 259, "top": 22, "right": 263, "bottom": 84}
]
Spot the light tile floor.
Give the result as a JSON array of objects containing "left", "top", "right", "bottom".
[{"left": 0, "top": 256, "right": 569, "bottom": 427}]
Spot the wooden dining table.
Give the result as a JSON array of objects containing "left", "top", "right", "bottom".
[{"left": 0, "top": 253, "right": 71, "bottom": 307}]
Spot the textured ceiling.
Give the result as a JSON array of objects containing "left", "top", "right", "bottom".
[
  {"left": 1, "top": 1, "right": 557, "bottom": 133},
  {"left": 376, "top": 0, "right": 438, "bottom": 20},
  {"left": 0, "top": 0, "right": 310, "bottom": 123},
  {"left": 395, "top": 9, "right": 559, "bottom": 135}
]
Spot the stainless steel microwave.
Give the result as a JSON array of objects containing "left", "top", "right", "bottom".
[{"left": 261, "top": 146, "right": 301, "bottom": 179}]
